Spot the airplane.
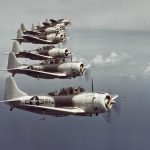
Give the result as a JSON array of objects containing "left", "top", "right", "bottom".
[
  {"left": 13, "top": 28, "right": 67, "bottom": 45},
  {"left": 21, "top": 23, "right": 64, "bottom": 35},
  {"left": 12, "top": 41, "right": 72, "bottom": 60},
  {"left": 42, "top": 18, "right": 52, "bottom": 27},
  {"left": 0, "top": 76, "right": 119, "bottom": 119},
  {"left": 6, "top": 52, "right": 88, "bottom": 79},
  {"left": 37, "top": 18, "right": 71, "bottom": 30},
  {"left": 50, "top": 19, "right": 71, "bottom": 26}
]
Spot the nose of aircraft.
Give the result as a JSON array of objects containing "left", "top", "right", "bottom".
[
  {"left": 104, "top": 94, "right": 119, "bottom": 111},
  {"left": 80, "top": 63, "right": 85, "bottom": 74},
  {"left": 60, "top": 34, "right": 64, "bottom": 41},
  {"left": 65, "top": 49, "right": 71, "bottom": 57}
]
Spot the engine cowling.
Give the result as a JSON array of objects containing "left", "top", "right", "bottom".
[
  {"left": 45, "top": 27, "right": 59, "bottom": 33},
  {"left": 48, "top": 48, "right": 71, "bottom": 58},
  {"left": 57, "top": 62, "right": 85, "bottom": 77}
]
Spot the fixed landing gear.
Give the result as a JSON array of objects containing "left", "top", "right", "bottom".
[
  {"left": 10, "top": 106, "right": 14, "bottom": 111},
  {"left": 12, "top": 73, "right": 16, "bottom": 77}
]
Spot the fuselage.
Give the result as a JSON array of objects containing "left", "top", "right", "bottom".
[
  {"left": 6, "top": 92, "right": 108, "bottom": 116},
  {"left": 9, "top": 62, "right": 85, "bottom": 79},
  {"left": 19, "top": 31, "right": 66, "bottom": 45},
  {"left": 15, "top": 48, "right": 71, "bottom": 60}
]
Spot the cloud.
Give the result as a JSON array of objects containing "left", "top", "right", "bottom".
[
  {"left": 141, "top": 63, "right": 150, "bottom": 79},
  {"left": 1, "top": 0, "right": 150, "bottom": 31},
  {"left": 118, "top": 73, "right": 136, "bottom": 81},
  {"left": 144, "top": 63, "right": 150, "bottom": 74},
  {"left": 143, "top": 63, "right": 150, "bottom": 78},
  {"left": 72, "top": 56, "right": 88, "bottom": 63},
  {"left": 73, "top": 52, "right": 128, "bottom": 67},
  {"left": 90, "top": 52, "right": 128, "bottom": 66}
]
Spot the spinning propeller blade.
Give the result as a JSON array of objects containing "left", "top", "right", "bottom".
[
  {"left": 84, "top": 65, "right": 91, "bottom": 81},
  {"left": 103, "top": 94, "right": 120, "bottom": 124},
  {"left": 103, "top": 110, "right": 113, "bottom": 124}
]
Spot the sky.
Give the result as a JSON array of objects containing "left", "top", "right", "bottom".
[
  {"left": 1, "top": 0, "right": 150, "bottom": 32},
  {"left": 0, "top": 0, "right": 150, "bottom": 150}
]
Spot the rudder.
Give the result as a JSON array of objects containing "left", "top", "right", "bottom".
[
  {"left": 17, "top": 28, "right": 24, "bottom": 39},
  {"left": 4, "top": 76, "right": 27, "bottom": 100},
  {"left": 31, "top": 24, "right": 36, "bottom": 31},
  {"left": 7, "top": 52, "right": 22, "bottom": 69},
  {"left": 20, "top": 23, "right": 27, "bottom": 32},
  {"left": 12, "top": 41, "right": 22, "bottom": 53}
]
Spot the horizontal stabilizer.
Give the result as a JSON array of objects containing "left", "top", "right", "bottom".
[
  {"left": 0, "top": 68, "right": 8, "bottom": 71},
  {"left": 0, "top": 99, "right": 20, "bottom": 103},
  {"left": 12, "top": 38, "right": 24, "bottom": 41}
]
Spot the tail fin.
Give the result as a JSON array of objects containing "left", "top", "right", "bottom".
[
  {"left": 17, "top": 28, "right": 24, "bottom": 39},
  {"left": 20, "top": 23, "right": 27, "bottom": 32},
  {"left": 12, "top": 41, "right": 23, "bottom": 54},
  {"left": 45, "top": 18, "right": 50, "bottom": 24},
  {"left": 4, "top": 76, "right": 27, "bottom": 100},
  {"left": 38, "top": 21, "right": 43, "bottom": 27},
  {"left": 7, "top": 52, "right": 22, "bottom": 69},
  {"left": 31, "top": 24, "right": 36, "bottom": 31}
]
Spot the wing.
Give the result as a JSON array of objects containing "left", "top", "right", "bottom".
[
  {"left": 50, "top": 19, "right": 59, "bottom": 25},
  {"left": 57, "top": 19, "right": 64, "bottom": 22},
  {"left": 24, "top": 105, "right": 85, "bottom": 114},
  {"left": 23, "top": 35, "right": 52, "bottom": 44},
  {"left": 21, "top": 69, "right": 67, "bottom": 78},
  {"left": 19, "top": 51, "right": 53, "bottom": 60},
  {"left": 24, "top": 30, "right": 41, "bottom": 36}
]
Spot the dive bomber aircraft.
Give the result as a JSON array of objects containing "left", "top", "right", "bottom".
[
  {"left": 12, "top": 41, "right": 71, "bottom": 60},
  {"left": 21, "top": 23, "right": 64, "bottom": 35},
  {"left": 6, "top": 52, "right": 87, "bottom": 79},
  {"left": 13, "top": 28, "right": 67, "bottom": 45},
  {"left": 0, "top": 76, "right": 118, "bottom": 118}
]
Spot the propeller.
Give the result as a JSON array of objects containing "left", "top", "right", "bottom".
[
  {"left": 84, "top": 64, "right": 91, "bottom": 81},
  {"left": 113, "top": 96, "right": 121, "bottom": 114},
  {"left": 70, "top": 53, "right": 73, "bottom": 62},
  {"left": 91, "top": 78, "right": 94, "bottom": 92},
  {"left": 102, "top": 94, "right": 120, "bottom": 124},
  {"left": 62, "top": 35, "right": 69, "bottom": 46},
  {"left": 62, "top": 39, "right": 67, "bottom": 46},
  {"left": 103, "top": 110, "right": 113, "bottom": 124}
]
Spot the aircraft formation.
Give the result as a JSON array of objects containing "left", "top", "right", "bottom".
[{"left": 1, "top": 18, "right": 119, "bottom": 122}]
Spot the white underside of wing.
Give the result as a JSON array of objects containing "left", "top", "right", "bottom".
[
  {"left": 24, "top": 105, "right": 85, "bottom": 114},
  {"left": 22, "top": 69, "right": 67, "bottom": 77},
  {"left": 23, "top": 51, "right": 53, "bottom": 59},
  {"left": 23, "top": 35, "right": 52, "bottom": 43}
]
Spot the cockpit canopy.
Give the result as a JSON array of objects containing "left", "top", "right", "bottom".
[{"left": 48, "top": 86, "right": 85, "bottom": 96}]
